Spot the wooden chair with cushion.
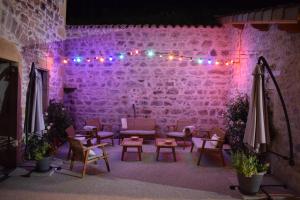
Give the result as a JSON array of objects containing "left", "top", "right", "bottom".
[
  {"left": 166, "top": 119, "right": 195, "bottom": 149},
  {"left": 68, "top": 137, "right": 110, "bottom": 178},
  {"left": 85, "top": 118, "right": 114, "bottom": 146},
  {"left": 190, "top": 127, "right": 226, "bottom": 166},
  {"left": 65, "top": 125, "right": 96, "bottom": 160}
]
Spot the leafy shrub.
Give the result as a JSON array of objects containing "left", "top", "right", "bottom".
[
  {"left": 45, "top": 99, "right": 73, "bottom": 146},
  {"left": 232, "top": 151, "right": 269, "bottom": 177},
  {"left": 224, "top": 93, "right": 249, "bottom": 151},
  {"left": 27, "top": 133, "right": 52, "bottom": 160}
]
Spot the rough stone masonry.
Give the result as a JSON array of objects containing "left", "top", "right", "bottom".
[{"left": 63, "top": 26, "right": 235, "bottom": 132}]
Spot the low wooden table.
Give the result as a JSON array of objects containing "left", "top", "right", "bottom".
[
  {"left": 155, "top": 138, "right": 177, "bottom": 162},
  {"left": 121, "top": 138, "right": 143, "bottom": 161}
]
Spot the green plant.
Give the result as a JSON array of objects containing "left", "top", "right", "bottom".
[
  {"left": 27, "top": 133, "right": 52, "bottom": 161},
  {"left": 224, "top": 93, "right": 249, "bottom": 151},
  {"left": 45, "top": 99, "right": 73, "bottom": 145},
  {"left": 232, "top": 151, "right": 269, "bottom": 177}
]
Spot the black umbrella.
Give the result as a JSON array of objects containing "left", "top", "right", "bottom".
[{"left": 24, "top": 63, "right": 45, "bottom": 148}]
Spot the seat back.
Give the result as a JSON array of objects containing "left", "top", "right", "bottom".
[
  {"left": 86, "top": 118, "right": 101, "bottom": 131},
  {"left": 124, "top": 118, "right": 156, "bottom": 130},
  {"left": 126, "top": 118, "right": 135, "bottom": 130},
  {"left": 176, "top": 119, "right": 192, "bottom": 131},
  {"left": 68, "top": 137, "right": 85, "bottom": 161},
  {"left": 134, "top": 118, "right": 156, "bottom": 130},
  {"left": 66, "top": 125, "right": 76, "bottom": 137},
  {"left": 210, "top": 128, "right": 226, "bottom": 148}
]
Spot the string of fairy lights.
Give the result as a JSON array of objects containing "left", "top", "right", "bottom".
[{"left": 62, "top": 49, "right": 236, "bottom": 66}]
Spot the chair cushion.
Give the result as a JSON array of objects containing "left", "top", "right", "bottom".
[
  {"left": 192, "top": 137, "right": 215, "bottom": 149},
  {"left": 97, "top": 131, "right": 114, "bottom": 138},
  {"left": 210, "top": 134, "right": 220, "bottom": 148},
  {"left": 87, "top": 147, "right": 106, "bottom": 160},
  {"left": 166, "top": 131, "right": 185, "bottom": 138},
  {"left": 83, "top": 125, "right": 97, "bottom": 131},
  {"left": 120, "top": 130, "right": 156, "bottom": 135},
  {"left": 74, "top": 136, "right": 87, "bottom": 141}
]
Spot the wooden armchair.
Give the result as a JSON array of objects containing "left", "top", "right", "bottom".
[
  {"left": 85, "top": 118, "right": 114, "bottom": 146},
  {"left": 166, "top": 119, "right": 195, "bottom": 149},
  {"left": 68, "top": 137, "right": 110, "bottom": 178},
  {"left": 190, "top": 128, "right": 226, "bottom": 166},
  {"left": 65, "top": 125, "right": 96, "bottom": 160}
]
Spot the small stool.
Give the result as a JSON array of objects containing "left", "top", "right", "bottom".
[
  {"left": 155, "top": 138, "right": 177, "bottom": 162},
  {"left": 121, "top": 137, "right": 143, "bottom": 161}
]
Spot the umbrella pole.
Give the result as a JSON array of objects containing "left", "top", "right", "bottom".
[{"left": 258, "top": 56, "right": 295, "bottom": 166}]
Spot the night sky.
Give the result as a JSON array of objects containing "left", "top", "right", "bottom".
[{"left": 67, "top": 0, "right": 299, "bottom": 25}]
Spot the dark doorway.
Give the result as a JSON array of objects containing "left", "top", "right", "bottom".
[{"left": 0, "top": 59, "right": 18, "bottom": 168}]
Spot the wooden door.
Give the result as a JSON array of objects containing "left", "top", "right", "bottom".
[{"left": 0, "top": 60, "right": 18, "bottom": 168}]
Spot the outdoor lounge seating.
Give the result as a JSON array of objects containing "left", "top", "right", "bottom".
[
  {"left": 68, "top": 137, "right": 110, "bottom": 178},
  {"left": 119, "top": 118, "right": 157, "bottom": 143},
  {"left": 166, "top": 119, "right": 195, "bottom": 149},
  {"left": 65, "top": 125, "right": 95, "bottom": 160},
  {"left": 84, "top": 118, "right": 115, "bottom": 146},
  {"left": 190, "top": 128, "right": 226, "bottom": 166}
]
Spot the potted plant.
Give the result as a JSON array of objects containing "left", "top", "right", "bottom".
[
  {"left": 232, "top": 151, "right": 269, "bottom": 195},
  {"left": 27, "top": 133, "right": 52, "bottom": 172}
]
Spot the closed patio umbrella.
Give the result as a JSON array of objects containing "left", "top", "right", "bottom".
[
  {"left": 24, "top": 63, "right": 45, "bottom": 144},
  {"left": 243, "top": 64, "right": 269, "bottom": 153}
]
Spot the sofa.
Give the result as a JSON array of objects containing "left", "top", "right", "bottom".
[{"left": 119, "top": 118, "right": 157, "bottom": 142}]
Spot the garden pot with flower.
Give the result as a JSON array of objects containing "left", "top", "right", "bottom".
[{"left": 232, "top": 151, "right": 269, "bottom": 195}]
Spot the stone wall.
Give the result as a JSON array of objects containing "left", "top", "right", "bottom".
[
  {"left": 229, "top": 24, "right": 300, "bottom": 191},
  {"left": 0, "top": 0, "right": 66, "bottom": 113},
  {"left": 0, "top": 0, "right": 66, "bottom": 163},
  {"left": 63, "top": 26, "right": 235, "bottom": 132}
]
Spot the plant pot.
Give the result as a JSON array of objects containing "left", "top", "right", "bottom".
[
  {"left": 36, "top": 157, "right": 51, "bottom": 172},
  {"left": 237, "top": 172, "right": 265, "bottom": 195}
]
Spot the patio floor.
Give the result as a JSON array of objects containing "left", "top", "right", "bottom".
[{"left": 0, "top": 139, "right": 297, "bottom": 200}]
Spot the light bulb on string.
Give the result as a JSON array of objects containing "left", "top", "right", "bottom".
[
  {"left": 99, "top": 57, "right": 105, "bottom": 63},
  {"left": 74, "top": 56, "right": 82, "bottom": 63},
  {"left": 86, "top": 58, "right": 91, "bottom": 62},
  {"left": 197, "top": 58, "right": 203, "bottom": 64},
  {"left": 207, "top": 59, "right": 212, "bottom": 65},
  {"left": 146, "top": 49, "right": 155, "bottom": 58},
  {"left": 159, "top": 54, "right": 163, "bottom": 58},
  {"left": 134, "top": 49, "right": 139, "bottom": 55},
  {"left": 178, "top": 57, "right": 183, "bottom": 61},
  {"left": 225, "top": 62, "right": 229, "bottom": 66},
  {"left": 215, "top": 61, "right": 220, "bottom": 65},
  {"left": 62, "top": 59, "right": 68, "bottom": 64},
  {"left": 168, "top": 55, "right": 174, "bottom": 61},
  {"left": 108, "top": 56, "right": 113, "bottom": 62},
  {"left": 118, "top": 53, "right": 125, "bottom": 60}
]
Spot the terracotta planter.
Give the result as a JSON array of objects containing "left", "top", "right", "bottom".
[
  {"left": 36, "top": 157, "right": 51, "bottom": 172},
  {"left": 237, "top": 172, "right": 265, "bottom": 195}
]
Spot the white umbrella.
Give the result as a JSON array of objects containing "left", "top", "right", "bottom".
[{"left": 243, "top": 64, "right": 269, "bottom": 153}]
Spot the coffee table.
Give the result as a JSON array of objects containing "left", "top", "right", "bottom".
[
  {"left": 121, "top": 137, "right": 143, "bottom": 161},
  {"left": 155, "top": 138, "right": 177, "bottom": 162}
]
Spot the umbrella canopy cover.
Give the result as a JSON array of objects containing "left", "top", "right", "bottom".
[
  {"left": 24, "top": 63, "right": 45, "bottom": 139},
  {"left": 243, "top": 64, "right": 270, "bottom": 153}
]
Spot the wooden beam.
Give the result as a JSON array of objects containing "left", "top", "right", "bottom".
[
  {"left": 278, "top": 23, "right": 300, "bottom": 33},
  {"left": 251, "top": 24, "right": 270, "bottom": 31}
]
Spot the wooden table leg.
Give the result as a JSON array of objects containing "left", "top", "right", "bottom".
[
  {"left": 156, "top": 147, "right": 160, "bottom": 161},
  {"left": 172, "top": 147, "right": 176, "bottom": 162},
  {"left": 138, "top": 146, "right": 142, "bottom": 161},
  {"left": 121, "top": 146, "right": 126, "bottom": 161}
]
